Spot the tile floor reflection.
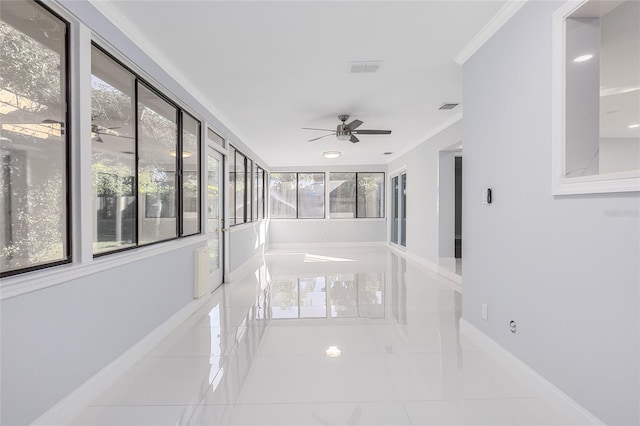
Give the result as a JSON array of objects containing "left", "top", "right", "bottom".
[{"left": 72, "top": 247, "right": 588, "bottom": 425}]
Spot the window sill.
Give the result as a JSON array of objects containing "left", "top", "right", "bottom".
[
  {"left": 1, "top": 235, "right": 206, "bottom": 301},
  {"left": 553, "top": 170, "right": 640, "bottom": 195}
]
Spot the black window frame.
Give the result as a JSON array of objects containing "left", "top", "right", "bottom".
[
  {"left": 355, "top": 172, "right": 386, "bottom": 218},
  {"left": 328, "top": 172, "right": 386, "bottom": 219},
  {"left": 270, "top": 172, "right": 326, "bottom": 219},
  {"left": 91, "top": 42, "right": 202, "bottom": 258},
  {"left": 229, "top": 144, "right": 253, "bottom": 227},
  {"left": 255, "top": 164, "right": 266, "bottom": 220},
  {"left": 0, "top": 0, "right": 72, "bottom": 278}
]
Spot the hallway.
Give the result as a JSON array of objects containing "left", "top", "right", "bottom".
[{"left": 71, "top": 247, "right": 590, "bottom": 425}]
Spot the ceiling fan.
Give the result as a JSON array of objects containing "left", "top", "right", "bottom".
[
  {"left": 302, "top": 114, "right": 391, "bottom": 143},
  {"left": 91, "top": 123, "right": 133, "bottom": 143}
]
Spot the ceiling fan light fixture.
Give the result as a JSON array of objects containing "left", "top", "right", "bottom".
[
  {"left": 323, "top": 151, "right": 341, "bottom": 159},
  {"left": 336, "top": 133, "right": 351, "bottom": 141}
]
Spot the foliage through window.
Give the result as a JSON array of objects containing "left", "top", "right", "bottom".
[
  {"left": 256, "top": 165, "right": 266, "bottom": 220},
  {"left": 329, "top": 172, "right": 385, "bottom": 219},
  {"left": 1, "top": 1, "right": 70, "bottom": 276},
  {"left": 228, "top": 145, "right": 262, "bottom": 226},
  {"left": 270, "top": 172, "right": 325, "bottom": 219},
  {"left": 91, "top": 44, "right": 201, "bottom": 255}
]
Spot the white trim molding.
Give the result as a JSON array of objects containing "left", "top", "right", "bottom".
[
  {"left": 1, "top": 236, "right": 206, "bottom": 301},
  {"left": 389, "top": 245, "right": 462, "bottom": 293},
  {"left": 268, "top": 242, "right": 386, "bottom": 251},
  {"left": 551, "top": 0, "right": 640, "bottom": 195},
  {"left": 460, "top": 319, "right": 605, "bottom": 425},
  {"left": 454, "top": 0, "right": 529, "bottom": 65}
]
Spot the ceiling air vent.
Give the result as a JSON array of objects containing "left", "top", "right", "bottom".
[
  {"left": 439, "top": 102, "right": 459, "bottom": 110},
  {"left": 383, "top": 152, "right": 393, "bottom": 155},
  {"left": 350, "top": 61, "right": 382, "bottom": 74}
]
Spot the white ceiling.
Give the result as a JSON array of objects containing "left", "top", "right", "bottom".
[{"left": 93, "top": 1, "right": 508, "bottom": 167}]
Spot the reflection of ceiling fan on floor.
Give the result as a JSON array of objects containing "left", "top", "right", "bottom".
[{"left": 303, "top": 115, "right": 391, "bottom": 143}]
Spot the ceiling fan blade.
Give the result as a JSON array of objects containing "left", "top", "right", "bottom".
[
  {"left": 302, "top": 127, "right": 335, "bottom": 132},
  {"left": 308, "top": 133, "right": 336, "bottom": 142},
  {"left": 346, "top": 119, "right": 363, "bottom": 130},
  {"left": 352, "top": 129, "right": 392, "bottom": 135},
  {"left": 350, "top": 135, "right": 360, "bottom": 143}
]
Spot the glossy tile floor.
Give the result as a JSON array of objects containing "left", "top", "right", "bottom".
[{"left": 72, "top": 247, "right": 589, "bottom": 425}]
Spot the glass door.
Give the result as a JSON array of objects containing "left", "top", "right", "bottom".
[
  {"left": 207, "top": 147, "right": 224, "bottom": 291},
  {"left": 390, "top": 173, "right": 406, "bottom": 248},
  {"left": 391, "top": 176, "right": 399, "bottom": 245}
]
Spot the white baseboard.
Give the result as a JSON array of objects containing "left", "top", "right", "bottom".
[
  {"left": 229, "top": 250, "right": 266, "bottom": 282},
  {"left": 390, "top": 246, "right": 463, "bottom": 293},
  {"left": 268, "top": 241, "right": 386, "bottom": 250},
  {"left": 30, "top": 294, "right": 213, "bottom": 426},
  {"left": 459, "top": 319, "right": 605, "bottom": 426}
]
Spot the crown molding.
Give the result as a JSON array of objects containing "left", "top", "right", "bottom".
[{"left": 454, "top": 0, "right": 529, "bottom": 65}]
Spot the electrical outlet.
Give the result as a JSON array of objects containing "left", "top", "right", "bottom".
[{"left": 481, "top": 303, "right": 488, "bottom": 321}]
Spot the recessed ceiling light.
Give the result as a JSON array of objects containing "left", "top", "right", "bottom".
[
  {"left": 628, "top": 124, "right": 640, "bottom": 129},
  {"left": 323, "top": 151, "right": 341, "bottom": 159},
  {"left": 325, "top": 346, "right": 342, "bottom": 357},
  {"left": 573, "top": 54, "right": 593, "bottom": 63}
]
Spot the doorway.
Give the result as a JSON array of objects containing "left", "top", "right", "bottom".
[
  {"left": 438, "top": 144, "right": 462, "bottom": 278},
  {"left": 206, "top": 146, "right": 224, "bottom": 292},
  {"left": 455, "top": 156, "right": 462, "bottom": 259},
  {"left": 390, "top": 172, "right": 406, "bottom": 247}
]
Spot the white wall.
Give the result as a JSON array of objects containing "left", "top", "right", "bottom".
[
  {"left": 268, "top": 164, "right": 387, "bottom": 246},
  {"left": 387, "top": 120, "right": 463, "bottom": 265},
  {"left": 270, "top": 219, "right": 385, "bottom": 246},
  {"left": 229, "top": 220, "right": 269, "bottom": 272},
  {"left": 462, "top": 2, "right": 639, "bottom": 425},
  {"left": 1, "top": 242, "right": 199, "bottom": 425}
]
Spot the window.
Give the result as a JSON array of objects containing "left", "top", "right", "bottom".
[
  {"left": 1, "top": 1, "right": 70, "bottom": 276},
  {"left": 357, "top": 173, "right": 385, "bottom": 218},
  {"left": 270, "top": 172, "right": 325, "bottom": 219},
  {"left": 329, "top": 172, "right": 385, "bottom": 218},
  {"left": 230, "top": 146, "right": 237, "bottom": 224},
  {"left": 207, "top": 127, "right": 224, "bottom": 149},
  {"left": 138, "top": 83, "right": 178, "bottom": 245},
  {"left": 553, "top": 0, "right": 639, "bottom": 194},
  {"left": 390, "top": 172, "right": 406, "bottom": 247},
  {"left": 270, "top": 172, "right": 297, "bottom": 218},
  {"left": 298, "top": 173, "right": 325, "bottom": 218},
  {"left": 91, "top": 45, "right": 201, "bottom": 254},
  {"left": 256, "top": 165, "right": 266, "bottom": 220},
  {"left": 229, "top": 145, "right": 251, "bottom": 226},
  {"left": 329, "top": 173, "right": 356, "bottom": 218},
  {"left": 181, "top": 113, "right": 200, "bottom": 236},
  {"left": 248, "top": 158, "right": 253, "bottom": 222},
  {"left": 91, "top": 45, "right": 136, "bottom": 253}
]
